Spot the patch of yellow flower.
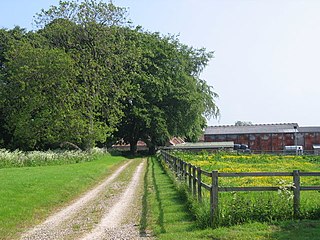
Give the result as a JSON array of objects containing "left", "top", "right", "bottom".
[
  {"left": 175, "top": 152, "right": 320, "bottom": 188},
  {"left": 221, "top": 155, "right": 253, "bottom": 159}
]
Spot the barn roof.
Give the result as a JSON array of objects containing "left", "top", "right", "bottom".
[
  {"left": 163, "top": 141, "right": 234, "bottom": 150},
  {"left": 204, "top": 123, "right": 299, "bottom": 135},
  {"left": 298, "top": 127, "right": 320, "bottom": 133}
]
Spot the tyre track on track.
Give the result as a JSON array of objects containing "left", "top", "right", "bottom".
[
  {"left": 21, "top": 159, "right": 151, "bottom": 240},
  {"left": 81, "top": 161, "right": 145, "bottom": 240}
]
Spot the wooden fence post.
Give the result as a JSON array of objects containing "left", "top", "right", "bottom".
[
  {"left": 293, "top": 170, "right": 300, "bottom": 218},
  {"left": 193, "top": 166, "right": 197, "bottom": 197},
  {"left": 183, "top": 162, "right": 187, "bottom": 181},
  {"left": 176, "top": 158, "right": 180, "bottom": 179},
  {"left": 188, "top": 164, "right": 192, "bottom": 191},
  {"left": 188, "top": 163, "right": 192, "bottom": 192},
  {"left": 197, "top": 167, "right": 202, "bottom": 202},
  {"left": 179, "top": 159, "right": 183, "bottom": 180},
  {"left": 179, "top": 160, "right": 182, "bottom": 180},
  {"left": 210, "top": 170, "right": 219, "bottom": 227}
]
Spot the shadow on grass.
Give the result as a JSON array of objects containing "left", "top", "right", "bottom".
[
  {"left": 109, "top": 149, "right": 150, "bottom": 158},
  {"left": 148, "top": 157, "right": 197, "bottom": 235},
  {"left": 139, "top": 157, "right": 150, "bottom": 236},
  {"left": 151, "top": 157, "right": 166, "bottom": 233},
  {"left": 270, "top": 220, "right": 320, "bottom": 240}
]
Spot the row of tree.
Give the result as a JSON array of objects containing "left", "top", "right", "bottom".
[{"left": 0, "top": 0, "right": 219, "bottom": 153}]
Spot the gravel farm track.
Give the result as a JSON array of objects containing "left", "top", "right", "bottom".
[{"left": 20, "top": 158, "right": 153, "bottom": 240}]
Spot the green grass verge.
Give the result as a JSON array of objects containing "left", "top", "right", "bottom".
[
  {"left": 144, "top": 156, "right": 320, "bottom": 240},
  {"left": 143, "top": 156, "right": 195, "bottom": 238},
  {"left": 0, "top": 153, "right": 127, "bottom": 239}
]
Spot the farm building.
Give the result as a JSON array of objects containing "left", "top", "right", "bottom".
[
  {"left": 204, "top": 123, "right": 320, "bottom": 153},
  {"left": 163, "top": 141, "right": 234, "bottom": 151}
]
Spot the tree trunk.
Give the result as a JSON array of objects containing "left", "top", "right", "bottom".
[
  {"left": 130, "top": 140, "right": 138, "bottom": 155},
  {"left": 148, "top": 145, "right": 156, "bottom": 155},
  {"left": 60, "top": 141, "right": 82, "bottom": 151},
  {"left": 144, "top": 137, "right": 156, "bottom": 155}
]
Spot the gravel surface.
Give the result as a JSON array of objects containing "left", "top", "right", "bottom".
[{"left": 20, "top": 159, "right": 153, "bottom": 240}]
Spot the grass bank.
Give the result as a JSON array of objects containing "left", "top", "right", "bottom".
[
  {"left": 0, "top": 153, "right": 126, "bottom": 239},
  {"left": 144, "top": 156, "right": 320, "bottom": 240}
]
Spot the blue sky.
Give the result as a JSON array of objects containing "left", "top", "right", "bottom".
[{"left": 1, "top": 0, "right": 320, "bottom": 127}]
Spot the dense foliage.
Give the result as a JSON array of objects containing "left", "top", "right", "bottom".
[{"left": 0, "top": 0, "right": 218, "bottom": 152}]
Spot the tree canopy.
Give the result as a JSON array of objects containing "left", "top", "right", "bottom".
[
  {"left": 235, "top": 121, "right": 253, "bottom": 126},
  {"left": 0, "top": 0, "right": 219, "bottom": 153}
]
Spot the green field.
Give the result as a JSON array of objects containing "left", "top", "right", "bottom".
[
  {"left": 0, "top": 152, "right": 126, "bottom": 239},
  {"left": 168, "top": 151, "right": 320, "bottom": 226}
]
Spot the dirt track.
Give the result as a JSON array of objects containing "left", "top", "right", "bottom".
[{"left": 20, "top": 158, "right": 152, "bottom": 240}]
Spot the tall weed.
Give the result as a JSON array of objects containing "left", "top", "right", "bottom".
[
  {"left": 219, "top": 191, "right": 293, "bottom": 226},
  {"left": 0, "top": 148, "right": 107, "bottom": 168}
]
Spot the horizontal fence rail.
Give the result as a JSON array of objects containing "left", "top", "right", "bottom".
[{"left": 160, "top": 150, "right": 320, "bottom": 227}]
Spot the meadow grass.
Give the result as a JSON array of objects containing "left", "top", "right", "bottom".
[
  {"left": 170, "top": 151, "right": 320, "bottom": 226},
  {"left": 0, "top": 153, "right": 127, "bottom": 239},
  {"left": 145, "top": 156, "right": 320, "bottom": 240}
]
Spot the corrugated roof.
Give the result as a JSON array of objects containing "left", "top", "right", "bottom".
[
  {"left": 204, "top": 123, "right": 299, "bottom": 135},
  {"left": 169, "top": 137, "right": 185, "bottom": 146},
  {"left": 165, "top": 141, "right": 234, "bottom": 149},
  {"left": 298, "top": 127, "right": 320, "bottom": 133}
]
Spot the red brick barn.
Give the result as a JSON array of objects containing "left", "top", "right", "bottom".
[
  {"left": 204, "top": 123, "right": 320, "bottom": 153},
  {"left": 297, "top": 127, "right": 320, "bottom": 151}
]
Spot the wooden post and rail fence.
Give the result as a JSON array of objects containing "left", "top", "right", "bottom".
[{"left": 160, "top": 150, "right": 320, "bottom": 227}]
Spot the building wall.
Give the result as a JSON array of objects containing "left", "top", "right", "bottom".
[
  {"left": 304, "top": 133, "right": 320, "bottom": 150},
  {"left": 271, "top": 133, "right": 284, "bottom": 151},
  {"left": 204, "top": 132, "right": 320, "bottom": 152}
]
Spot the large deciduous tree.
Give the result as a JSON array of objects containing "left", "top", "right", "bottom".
[
  {"left": 2, "top": 40, "right": 84, "bottom": 150},
  {"left": 34, "top": 1, "right": 131, "bottom": 149},
  {"left": 0, "top": 0, "right": 219, "bottom": 152},
  {"left": 114, "top": 31, "right": 219, "bottom": 154},
  {"left": 0, "top": 27, "right": 30, "bottom": 148},
  {"left": 235, "top": 121, "right": 253, "bottom": 126},
  {"left": 34, "top": 0, "right": 128, "bottom": 28}
]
